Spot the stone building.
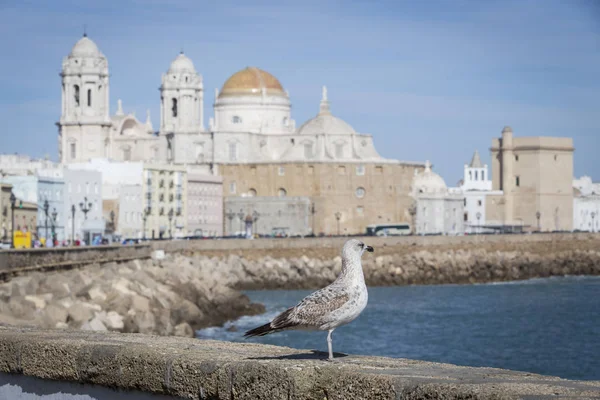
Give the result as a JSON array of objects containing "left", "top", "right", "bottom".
[
  {"left": 0, "top": 183, "right": 14, "bottom": 242},
  {"left": 486, "top": 126, "right": 574, "bottom": 231},
  {"left": 573, "top": 176, "right": 600, "bottom": 232},
  {"left": 459, "top": 150, "right": 502, "bottom": 233},
  {"left": 57, "top": 35, "right": 425, "bottom": 236},
  {"left": 411, "top": 161, "right": 464, "bottom": 235},
  {"left": 224, "top": 196, "right": 311, "bottom": 237}
]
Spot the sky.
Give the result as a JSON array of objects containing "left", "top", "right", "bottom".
[{"left": 0, "top": 0, "right": 598, "bottom": 184}]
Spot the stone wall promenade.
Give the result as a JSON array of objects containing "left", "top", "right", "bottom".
[
  {"left": 181, "top": 233, "right": 600, "bottom": 290},
  {"left": 0, "top": 326, "right": 598, "bottom": 399}
]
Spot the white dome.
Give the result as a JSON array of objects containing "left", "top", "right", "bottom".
[
  {"left": 69, "top": 35, "right": 103, "bottom": 58},
  {"left": 297, "top": 113, "right": 356, "bottom": 136},
  {"left": 412, "top": 161, "right": 447, "bottom": 195},
  {"left": 168, "top": 52, "right": 196, "bottom": 73}
]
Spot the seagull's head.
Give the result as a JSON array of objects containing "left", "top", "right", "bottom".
[{"left": 343, "top": 239, "right": 374, "bottom": 258}]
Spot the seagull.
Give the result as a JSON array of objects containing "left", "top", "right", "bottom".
[{"left": 244, "top": 239, "right": 374, "bottom": 360}]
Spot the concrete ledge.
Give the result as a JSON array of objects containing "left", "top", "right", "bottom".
[{"left": 0, "top": 326, "right": 598, "bottom": 399}]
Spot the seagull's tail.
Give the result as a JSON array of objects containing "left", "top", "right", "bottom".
[{"left": 244, "top": 307, "right": 297, "bottom": 338}]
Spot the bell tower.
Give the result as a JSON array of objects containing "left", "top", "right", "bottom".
[{"left": 58, "top": 34, "right": 111, "bottom": 163}]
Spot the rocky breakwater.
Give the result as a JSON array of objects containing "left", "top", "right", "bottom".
[
  {"left": 0, "top": 255, "right": 264, "bottom": 337},
  {"left": 187, "top": 238, "right": 600, "bottom": 290}
]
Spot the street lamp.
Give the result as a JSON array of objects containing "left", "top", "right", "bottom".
[
  {"left": 71, "top": 204, "right": 76, "bottom": 244},
  {"left": 225, "top": 209, "right": 235, "bottom": 236},
  {"left": 9, "top": 193, "right": 16, "bottom": 248},
  {"left": 476, "top": 212, "right": 482, "bottom": 235},
  {"left": 592, "top": 211, "right": 597, "bottom": 233},
  {"left": 237, "top": 209, "right": 245, "bottom": 233},
  {"left": 309, "top": 202, "right": 316, "bottom": 235},
  {"left": 536, "top": 211, "right": 541, "bottom": 232},
  {"left": 252, "top": 210, "right": 260, "bottom": 236},
  {"left": 168, "top": 208, "right": 174, "bottom": 239},
  {"left": 334, "top": 212, "right": 342, "bottom": 236},
  {"left": 51, "top": 208, "right": 57, "bottom": 242},
  {"left": 142, "top": 208, "right": 150, "bottom": 239},
  {"left": 43, "top": 199, "right": 49, "bottom": 243},
  {"left": 79, "top": 197, "right": 92, "bottom": 220}
]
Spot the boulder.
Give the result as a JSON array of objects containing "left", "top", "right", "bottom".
[
  {"left": 173, "top": 322, "right": 194, "bottom": 337},
  {"left": 88, "top": 287, "right": 107, "bottom": 302},
  {"left": 81, "top": 317, "right": 107, "bottom": 331},
  {"left": 171, "top": 299, "right": 204, "bottom": 327},
  {"left": 131, "top": 295, "right": 150, "bottom": 313},
  {"left": 67, "top": 302, "right": 94, "bottom": 324},
  {"left": 43, "top": 303, "right": 68, "bottom": 327},
  {"left": 99, "top": 311, "right": 124, "bottom": 331},
  {"left": 24, "top": 295, "right": 47, "bottom": 310}
]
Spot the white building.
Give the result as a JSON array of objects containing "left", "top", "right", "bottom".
[
  {"left": 63, "top": 168, "right": 104, "bottom": 243},
  {"left": 0, "top": 154, "right": 59, "bottom": 178},
  {"left": 573, "top": 176, "right": 600, "bottom": 232},
  {"left": 187, "top": 174, "right": 223, "bottom": 237},
  {"left": 459, "top": 150, "right": 503, "bottom": 233},
  {"left": 57, "top": 35, "right": 413, "bottom": 171},
  {"left": 411, "top": 161, "right": 464, "bottom": 235}
]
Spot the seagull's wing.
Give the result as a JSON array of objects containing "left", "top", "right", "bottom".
[{"left": 244, "top": 285, "right": 349, "bottom": 337}]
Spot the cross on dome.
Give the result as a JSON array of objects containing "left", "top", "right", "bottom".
[{"left": 319, "top": 85, "right": 331, "bottom": 115}]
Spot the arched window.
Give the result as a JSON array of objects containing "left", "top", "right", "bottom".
[
  {"left": 278, "top": 188, "right": 287, "bottom": 197},
  {"left": 70, "top": 142, "right": 77, "bottom": 160},
  {"left": 171, "top": 98, "right": 178, "bottom": 117},
  {"left": 74, "top": 85, "right": 80, "bottom": 106},
  {"left": 304, "top": 143, "right": 313, "bottom": 159},
  {"left": 232, "top": 116, "right": 242, "bottom": 124},
  {"left": 229, "top": 142, "right": 237, "bottom": 161},
  {"left": 248, "top": 188, "right": 257, "bottom": 197},
  {"left": 123, "top": 147, "right": 131, "bottom": 161},
  {"left": 475, "top": 170, "right": 478, "bottom": 180},
  {"left": 482, "top": 170, "right": 486, "bottom": 180},
  {"left": 355, "top": 187, "right": 366, "bottom": 198},
  {"left": 87, "top": 89, "right": 92, "bottom": 107}
]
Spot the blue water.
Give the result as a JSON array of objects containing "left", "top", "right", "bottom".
[{"left": 197, "top": 276, "right": 600, "bottom": 380}]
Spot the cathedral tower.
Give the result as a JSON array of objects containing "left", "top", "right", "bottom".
[
  {"left": 58, "top": 34, "right": 111, "bottom": 163},
  {"left": 160, "top": 52, "right": 204, "bottom": 133}
]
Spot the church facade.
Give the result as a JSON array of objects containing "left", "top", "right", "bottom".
[{"left": 57, "top": 35, "right": 426, "bottom": 235}]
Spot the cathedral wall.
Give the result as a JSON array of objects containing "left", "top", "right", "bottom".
[
  {"left": 61, "top": 125, "right": 109, "bottom": 163},
  {"left": 219, "top": 162, "right": 421, "bottom": 235}
]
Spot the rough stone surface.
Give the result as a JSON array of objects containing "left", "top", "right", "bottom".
[{"left": 0, "top": 326, "right": 597, "bottom": 399}]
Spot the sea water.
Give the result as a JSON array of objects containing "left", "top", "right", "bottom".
[{"left": 197, "top": 276, "right": 600, "bottom": 380}]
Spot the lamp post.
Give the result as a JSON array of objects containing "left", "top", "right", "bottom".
[
  {"left": 237, "top": 209, "right": 244, "bottom": 233},
  {"left": 476, "top": 212, "right": 482, "bottom": 235},
  {"left": 71, "top": 204, "right": 76, "bottom": 244},
  {"left": 536, "top": 211, "right": 541, "bottom": 232},
  {"left": 252, "top": 210, "right": 260, "bottom": 236},
  {"left": 79, "top": 197, "right": 92, "bottom": 220},
  {"left": 309, "top": 202, "right": 316, "bottom": 235},
  {"left": 51, "top": 208, "right": 57, "bottom": 242},
  {"left": 225, "top": 209, "right": 235, "bottom": 236},
  {"left": 334, "top": 212, "right": 342, "bottom": 236},
  {"left": 43, "top": 199, "right": 49, "bottom": 243},
  {"left": 9, "top": 193, "right": 16, "bottom": 248},
  {"left": 592, "top": 211, "right": 597, "bottom": 233},
  {"left": 168, "top": 208, "right": 174, "bottom": 239},
  {"left": 142, "top": 208, "right": 150, "bottom": 239}
]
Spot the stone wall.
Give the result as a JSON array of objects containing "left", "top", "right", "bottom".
[
  {"left": 0, "top": 244, "right": 151, "bottom": 277},
  {"left": 0, "top": 326, "right": 598, "bottom": 399}
]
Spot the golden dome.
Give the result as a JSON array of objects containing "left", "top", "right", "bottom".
[{"left": 219, "top": 67, "right": 286, "bottom": 98}]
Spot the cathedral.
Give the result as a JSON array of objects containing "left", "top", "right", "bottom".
[{"left": 57, "top": 34, "right": 427, "bottom": 235}]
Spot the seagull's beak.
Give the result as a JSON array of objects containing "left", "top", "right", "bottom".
[{"left": 365, "top": 245, "right": 374, "bottom": 253}]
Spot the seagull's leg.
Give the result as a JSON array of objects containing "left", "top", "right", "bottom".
[{"left": 327, "top": 329, "right": 334, "bottom": 360}]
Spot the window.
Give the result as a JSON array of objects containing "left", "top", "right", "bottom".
[
  {"left": 232, "top": 115, "right": 242, "bottom": 124},
  {"left": 475, "top": 170, "right": 478, "bottom": 180},
  {"left": 464, "top": 212, "right": 468, "bottom": 221},
  {"left": 469, "top": 171, "right": 472, "bottom": 180},
  {"left": 86, "top": 182, "right": 90, "bottom": 194},
  {"left": 554, "top": 155, "right": 558, "bottom": 161},
  {"left": 304, "top": 143, "right": 313, "bottom": 159},
  {"left": 338, "top": 166, "right": 346, "bottom": 175},
  {"left": 335, "top": 143, "right": 344, "bottom": 158},
  {"left": 248, "top": 188, "right": 257, "bottom": 197},
  {"left": 171, "top": 98, "right": 178, "bottom": 117},
  {"left": 195, "top": 143, "right": 204, "bottom": 162},
  {"left": 70, "top": 142, "right": 76, "bottom": 160},
  {"left": 355, "top": 187, "right": 366, "bottom": 198},
  {"left": 283, "top": 117, "right": 288, "bottom": 126},
  {"left": 229, "top": 143, "right": 237, "bottom": 161},
  {"left": 230, "top": 181, "right": 236, "bottom": 194},
  {"left": 375, "top": 166, "right": 383, "bottom": 174},
  {"left": 74, "top": 85, "right": 80, "bottom": 106},
  {"left": 482, "top": 171, "right": 486, "bottom": 180},
  {"left": 87, "top": 89, "right": 92, "bottom": 107},
  {"left": 515, "top": 176, "right": 520, "bottom": 187},
  {"left": 515, "top": 154, "right": 519, "bottom": 161},
  {"left": 123, "top": 147, "right": 131, "bottom": 161},
  {"left": 153, "top": 147, "right": 159, "bottom": 159},
  {"left": 477, "top": 200, "right": 482, "bottom": 206},
  {"left": 278, "top": 166, "right": 285, "bottom": 176},
  {"left": 464, "top": 198, "right": 467, "bottom": 206},
  {"left": 356, "top": 165, "right": 365, "bottom": 176},
  {"left": 278, "top": 188, "right": 287, "bottom": 197}
]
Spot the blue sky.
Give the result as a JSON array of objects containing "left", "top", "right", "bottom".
[{"left": 0, "top": 0, "right": 598, "bottom": 184}]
